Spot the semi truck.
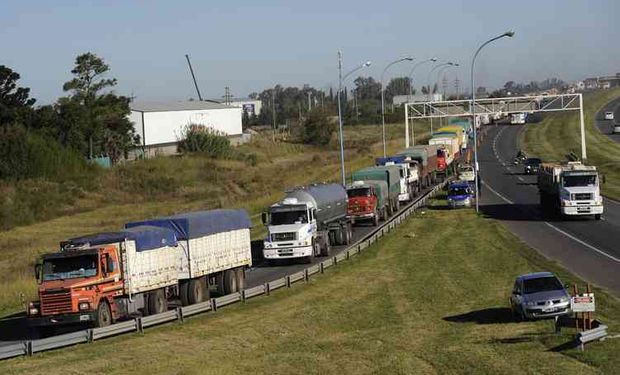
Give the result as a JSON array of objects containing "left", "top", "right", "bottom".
[
  {"left": 352, "top": 166, "right": 401, "bottom": 216},
  {"left": 346, "top": 180, "right": 389, "bottom": 226},
  {"left": 262, "top": 183, "right": 351, "bottom": 263},
  {"left": 537, "top": 162, "right": 604, "bottom": 220},
  {"left": 396, "top": 145, "right": 439, "bottom": 188},
  {"left": 28, "top": 209, "right": 252, "bottom": 330},
  {"left": 375, "top": 155, "right": 420, "bottom": 200}
]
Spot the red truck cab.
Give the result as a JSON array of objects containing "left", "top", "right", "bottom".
[
  {"left": 346, "top": 182, "right": 380, "bottom": 226},
  {"left": 28, "top": 244, "right": 122, "bottom": 329}
]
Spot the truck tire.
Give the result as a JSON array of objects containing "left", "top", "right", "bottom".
[
  {"left": 346, "top": 224, "right": 353, "bottom": 244},
  {"left": 188, "top": 277, "right": 207, "bottom": 304},
  {"left": 320, "top": 238, "right": 331, "bottom": 257},
  {"left": 94, "top": 301, "right": 112, "bottom": 328},
  {"left": 328, "top": 230, "right": 336, "bottom": 245},
  {"left": 222, "top": 269, "right": 238, "bottom": 295},
  {"left": 179, "top": 280, "right": 190, "bottom": 306},
  {"left": 235, "top": 268, "right": 246, "bottom": 291},
  {"left": 595, "top": 214, "right": 602, "bottom": 220},
  {"left": 387, "top": 201, "right": 393, "bottom": 217},
  {"left": 335, "top": 227, "right": 345, "bottom": 245},
  {"left": 373, "top": 211, "right": 379, "bottom": 226},
  {"left": 146, "top": 289, "right": 167, "bottom": 315}
]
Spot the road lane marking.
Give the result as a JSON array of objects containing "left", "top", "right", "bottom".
[
  {"left": 544, "top": 223, "right": 620, "bottom": 263},
  {"left": 481, "top": 181, "right": 514, "bottom": 204}
]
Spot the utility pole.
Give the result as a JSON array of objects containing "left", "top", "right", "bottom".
[
  {"left": 442, "top": 76, "right": 448, "bottom": 99},
  {"left": 353, "top": 88, "right": 359, "bottom": 122},
  {"left": 222, "top": 86, "right": 233, "bottom": 105},
  {"left": 185, "top": 54, "right": 203, "bottom": 101},
  {"left": 307, "top": 92, "right": 312, "bottom": 111},
  {"left": 455, "top": 77, "right": 460, "bottom": 99},
  {"left": 271, "top": 89, "right": 276, "bottom": 142}
]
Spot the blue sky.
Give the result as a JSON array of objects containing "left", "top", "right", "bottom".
[{"left": 2, "top": 0, "right": 618, "bottom": 103}]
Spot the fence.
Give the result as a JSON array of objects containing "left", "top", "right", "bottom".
[{"left": 0, "top": 180, "right": 449, "bottom": 361}]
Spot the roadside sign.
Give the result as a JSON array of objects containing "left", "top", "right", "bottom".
[{"left": 571, "top": 293, "right": 595, "bottom": 312}]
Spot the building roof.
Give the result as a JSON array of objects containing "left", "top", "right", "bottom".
[
  {"left": 207, "top": 97, "right": 260, "bottom": 104},
  {"left": 130, "top": 101, "right": 233, "bottom": 112}
]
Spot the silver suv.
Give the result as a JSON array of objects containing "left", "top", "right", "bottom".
[{"left": 510, "top": 272, "right": 571, "bottom": 320}]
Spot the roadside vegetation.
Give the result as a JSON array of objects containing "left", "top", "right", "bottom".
[
  {"left": 0, "top": 120, "right": 430, "bottom": 316},
  {"left": 521, "top": 88, "right": 620, "bottom": 200},
  {"left": 1, "top": 198, "right": 618, "bottom": 374}
]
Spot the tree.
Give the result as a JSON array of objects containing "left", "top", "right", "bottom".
[
  {"left": 302, "top": 108, "right": 335, "bottom": 146},
  {"left": 0, "top": 65, "right": 36, "bottom": 125},
  {"left": 62, "top": 52, "right": 136, "bottom": 161},
  {"left": 385, "top": 77, "right": 411, "bottom": 101}
]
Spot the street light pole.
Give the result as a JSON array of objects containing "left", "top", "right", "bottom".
[
  {"left": 337, "top": 51, "right": 371, "bottom": 186},
  {"left": 435, "top": 63, "right": 459, "bottom": 127},
  {"left": 408, "top": 57, "right": 437, "bottom": 100},
  {"left": 381, "top": 57, "right": 414, "bottom": 157},
  {"left": 427, "top": 62, "right": 455, "bottom": 134},
  {"left": 471, "top": 31, "right": 514, "bottom": 213}
]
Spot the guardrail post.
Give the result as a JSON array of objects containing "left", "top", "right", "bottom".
[
  {"left": 554, "top": 316, "right": 560, "bottom": 334},
  {"left": 87, "top": 328, "right": 94, "bottom": 343},
  {"left": 241, "top": 290, "right": 246, "bottom": 303},
  {"left": 265, "top": 282, "right": 270, "bottom": 296},
  {"left": 286, "top": 276, "right": 291, "bottom": 288},
  {"left": 320, "top": 262, "right": 324, "bottom": 274},
  {"left": 346, "top": 250, "right": 350, "bottom": 260},
  {"left": 26, "top": 341, "right": 33, "bottom": 356},
  {"left": 333, "top": 256, "right": 338, "bottom": 266},
  {"left": 136, "top": 317, "right": 144, "bottom": 334},
  {"left": 211, "top": 298, "right": 217, "bottom": 312},
  {"left": 304, "top": 269, "right": 309, "bottom": 282},
  {"left": 176, "top": 306, "right": 184, "bottom": 323}
]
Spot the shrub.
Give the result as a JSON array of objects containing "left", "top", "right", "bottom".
[{"left": 177, "top": 124, "right": 236, "bottom": 158}]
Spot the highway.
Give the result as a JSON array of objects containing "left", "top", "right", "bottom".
[
  {"left": 479, "top": 123, "right": 620, "bottom": 296},
  {"left": 595, "top": 95, "right": 620, "bottom": 143}
]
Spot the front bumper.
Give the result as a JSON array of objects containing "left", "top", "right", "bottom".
[
  {"left": 28, "top": 311, "right": 96, "bottom": 327},
  {"left": 448, "top": 199, "right": 472, "bottom": 208},
  {"left": 347, "top": 212, "right": 376, "bottom": 223},
  {"left": 263, "top": 245, "right": 313, "bottom": 259},
  {"left": 524, "top": 304, "right": 570, "bottom": 319},
  {"left": 561, "top": 205, "right": 603, "bottom": 216}
]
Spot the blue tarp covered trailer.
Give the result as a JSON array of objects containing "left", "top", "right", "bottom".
[
  {"left": 63, "top": 225, "right": 178, "bottom": 252},
  {"left": 125, "top": 209, "right": 252, "bottom": 240}
]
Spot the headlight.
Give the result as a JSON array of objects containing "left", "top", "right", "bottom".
[
  {"left": 79, "top": 302, "right": 90, "bottom": 311},
  {"left": 28, "top": 307, "right": 39, "bottom": 316}
]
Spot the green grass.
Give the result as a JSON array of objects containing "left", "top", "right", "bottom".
[
  {"left": 0, "top": 122, "right": 428, "bottom": 316},
  {"left": 521, "top": 88, "right": 620, "bottom": 200},
  {"left": 1, "top": 199, "right": 617, "bottom": 374}
]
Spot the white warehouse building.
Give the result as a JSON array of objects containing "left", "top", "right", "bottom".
[{"left": 128, "top": 101, "right": 243, "bottom": 158}]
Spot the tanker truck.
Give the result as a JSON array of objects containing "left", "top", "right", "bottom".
[
  {"left": 538, "top": 161, "right": 604, "bottom": 220},
  {"left": 262, "top": 183, "right": 352, "bottom": 263}
]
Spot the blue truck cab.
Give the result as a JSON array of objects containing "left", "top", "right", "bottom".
[{"left": 447, "top": 181, "right": 474, "bottom": 208}]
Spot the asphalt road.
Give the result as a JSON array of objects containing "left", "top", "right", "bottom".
[
  {"left": 479, "top": 123, "right": 620, "bottom": 296},
  {"left": 595, "top": 95, "right": 620, "bottom": 143},
  {"left": 0, "top": 182, "right": 440, "bottom": 346}
]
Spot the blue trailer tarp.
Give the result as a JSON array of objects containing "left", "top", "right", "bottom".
[
  {"left": 125, "top": 209, "right": 251, "bottom": 240},
  {"left": 65, "top": 226, "right": 178, "bottom": 252},
  {"left": 375, "top": 156, "right": 407, "bottom": 166}
]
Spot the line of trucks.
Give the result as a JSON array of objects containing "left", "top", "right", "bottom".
[{"left": 26, "top": 117, "right": 474, "bottom": 332}]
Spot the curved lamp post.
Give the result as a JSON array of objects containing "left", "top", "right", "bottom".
[
  {"left": 337, "top": 51, "right": 371, "bottom": 186},
  {"left": 408, "top": 57, "right": 437, "bottom": 100},
  {"left": 471, "top": 31, "right": 514, "bottom": 212},
  {"left": 436, "top": 63, "right": 459, "bottom": 127},
  {"left": 426, "top": 61, "right": 456, "bottom": 133},
  {"left": 381, "top": 57, "right": 414, "bottom": 157}
]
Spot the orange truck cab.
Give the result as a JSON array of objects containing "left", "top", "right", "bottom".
[
  {"left": 346, "top": 180, "right": 389, "bottom": 226},
  {"left": 27, "top": 226, "right": 179, "bottom": 329}
]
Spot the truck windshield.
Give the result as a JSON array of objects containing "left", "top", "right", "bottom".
[
  {"left": 348, "top": 188, "right": 371, "bottom": 198},
  {"left": 42, "top": 254, "right": 98, "bottom": 281},
  {"left": 563, "top": 174, "right": 597, "bottom": 187},
  {"left": 523, "top": 276, "right": 563, "bottom": 294},
  {"left": 270, "top": 210, "right": 308, "bottom": 225}
]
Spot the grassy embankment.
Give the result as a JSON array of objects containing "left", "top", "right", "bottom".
[
  {"left": 521, "top": 88, "right": 620, "bottom": 200},
  {"left": 1, "top": 198, "right": 618, "bottom": 374},
  {"left": 0, "top": 121, "right": 430, "bottom": 316}
]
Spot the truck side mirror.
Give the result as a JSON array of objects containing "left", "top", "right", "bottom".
[
  {"left": 34, "top": 263, "right": 42, "bottom": 282},
  {"left": 261, "top": 212, "right": 268, "bottom": 225}
]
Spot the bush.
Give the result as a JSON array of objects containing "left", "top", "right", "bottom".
[
  {"left": 302, "top": 109, "right": 336, "bottom": 146},
  {"left": 177, "top": 124, "right": 236, "bottom": 158}
]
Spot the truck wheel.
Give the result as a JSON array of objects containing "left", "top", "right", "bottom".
[
  {"left": 95, "top": 301, "right": 112, "bottom": 328},
  {"left": 179, "top": 280, "right": 190, "bottom": 306},
  {"left": 328, "top": 230, "right": 336, "bottom": 245},
  {"left": 387, "top": 202, "right": 393, "bottom": 217},
  {"left": 235, "top": 268, "right": 246, "bottom": 291},
  {"left": 346, "top": 224, "right": 353, "bottom": 244},
  {"left": 373, "top": 212, "right": 379, "bottom": 226},
  {"left": 146, "top": 289, "right": 167, "bottom": 315},
  {"left": 188, "top": 277, "right": 207, "bottom": 303},
  {"left": 222, "top": 270, "right": 238, "bottom": 295},
  {"left": 595, "top": 214, "right": 602, "bottom": 220},
  {"left": 321, "top": 239, "right": 331, "bottom": 257}
]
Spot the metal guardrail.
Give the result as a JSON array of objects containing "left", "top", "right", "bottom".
[
  {"left": 0, "top": 179, "right": 449, "bottom": 361},
  {"left": 577, "top": 324, "right": 608, "bottom": 351}
]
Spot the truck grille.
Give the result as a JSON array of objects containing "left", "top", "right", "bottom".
[
  {"left": 41, "top": 290, "right": 72, "bottom": 315},
  {"left": 573, "top": 193, "right": 592, "bottom": 201},
  {"left": 271, "top": 232, "right": 297, "bottom": 242}
]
